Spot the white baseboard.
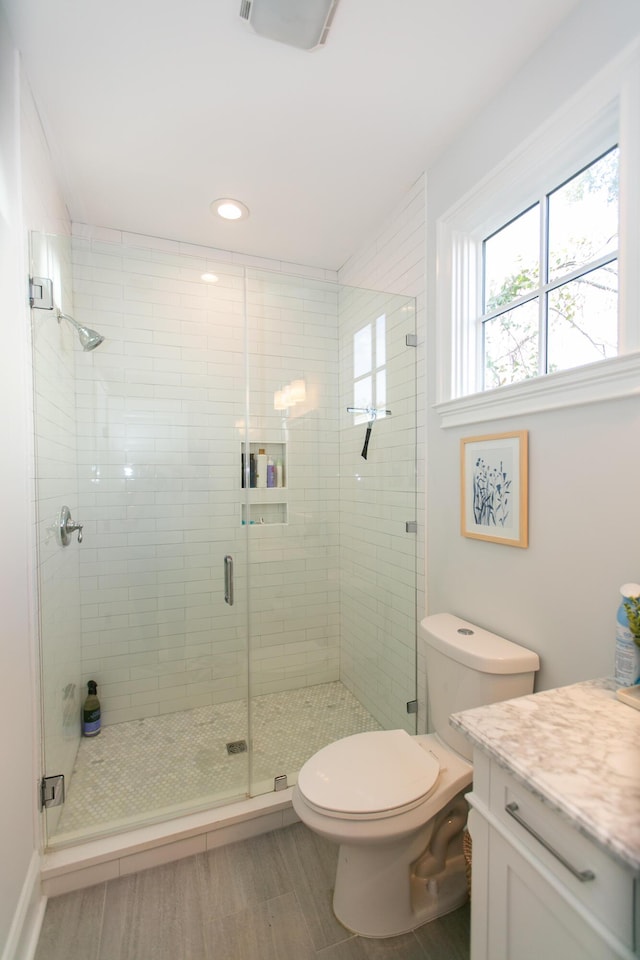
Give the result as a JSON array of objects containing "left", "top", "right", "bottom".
[{"left": 1, "top": 852, "right": 46, "bottom": 960}]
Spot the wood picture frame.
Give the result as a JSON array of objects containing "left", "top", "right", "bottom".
[{"left": 460, "top": 430, "right": 528, "bottom": 547}]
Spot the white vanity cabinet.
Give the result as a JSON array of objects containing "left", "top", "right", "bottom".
[{"left": 467, "top": 751, "right": 638, "bottom": 960}]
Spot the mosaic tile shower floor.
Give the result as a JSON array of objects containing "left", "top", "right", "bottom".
[{"left": 53, "top": 681, "right": 381, "bottom": 842}]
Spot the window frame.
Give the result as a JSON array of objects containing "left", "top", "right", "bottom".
[{"left": 435, "top": 43, "right": 640, "bottom": 428}]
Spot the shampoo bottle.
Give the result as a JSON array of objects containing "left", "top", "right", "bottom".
[
  {"left": 615, "top": 583, "right": 640, "bottom": 687},
  {"left": 267, "top": 456, "right": 276, "bottom": 488},
  {"left": 82, "top": 680, "right": 101, "bottom": 737},
  {"left": 276, "top": 458, "right": 284, "bottom": 488},
  {"left": 256, "top": 448, "right": 267, "bottom": 488}
]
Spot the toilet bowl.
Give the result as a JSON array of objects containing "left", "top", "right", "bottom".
[
  {"left": 292, "top": 613, "right": 540, "bottom": 938},
  {"left": 293, "top": 729, "right": 472, "bottom": 938}
]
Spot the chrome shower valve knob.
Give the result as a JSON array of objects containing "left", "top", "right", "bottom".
[{"left": 57, "top": 505, "right": 84, "bottom": 546}]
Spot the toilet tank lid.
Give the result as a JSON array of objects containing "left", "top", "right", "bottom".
[{"left": 419, "top": 613, "right": 540, "bottom": 674}]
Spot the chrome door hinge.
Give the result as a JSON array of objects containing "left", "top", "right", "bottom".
[
  {"left": 40, "top": 774, "right": 65, "bottom": 809},
  {"left": 405, "top": 333, "right": 417, "bottom": 347},
  {"left": 29, "top": 276, "right": 54, "bottom": 310},
  {"left": 274, "top": 774, "right": 288, "bottom": 791},
  {"left": 405, "top": 521, "right": 417, "bottom": 533},
  {"left": 406, "top": 700, "right": 418, "bottom": 714}
]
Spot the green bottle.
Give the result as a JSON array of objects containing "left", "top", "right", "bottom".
[{"left": 82, "top": 680, "right": 101, "bottom": 737}]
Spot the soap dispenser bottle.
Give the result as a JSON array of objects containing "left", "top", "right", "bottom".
[
  {"left": 615, "top": 583, "right": 640, "bottom": 687},
  {"left": 82, "top": 680, "right": 101, "bottom": 737}
]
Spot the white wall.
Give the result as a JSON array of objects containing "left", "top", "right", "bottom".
[
  {"left": 0, "top": 8, "right": 71, "bottom": 955},
  {"left": 340, "top": 0, "right": 640, "bottom": 705},
  {"left": 0, "top": 16, "right": 38, "bottom": 955},
  {"left": 425, "top": 0, "right": 640, "bottom": 692}
]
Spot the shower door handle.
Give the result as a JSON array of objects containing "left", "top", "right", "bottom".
[{"left": 224, "top": 555, "right": 234, "bottom": 606}]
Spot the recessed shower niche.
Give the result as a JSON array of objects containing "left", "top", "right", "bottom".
[
  {"left": 31, "top": 229, "right": 418, "bottom": 848},
  {"left": 241, "top": 441, "right": 288, "bottom": 525}
]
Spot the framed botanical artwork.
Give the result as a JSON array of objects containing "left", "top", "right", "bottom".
[{"left": 460, "top": 431, "right": 528, "bottom": 547}]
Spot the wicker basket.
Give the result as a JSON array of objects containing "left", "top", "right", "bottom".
[{"left": 463, "top": 828, "right": 472, "bottom": 897}]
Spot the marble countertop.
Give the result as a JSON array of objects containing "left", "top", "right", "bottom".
[{"left": 450, "top": 678, "right": 640, "bottom": 872}]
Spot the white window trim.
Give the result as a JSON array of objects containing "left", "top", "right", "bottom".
[{"left": 435, "top": 40, "right": 640, "bottom": 429}]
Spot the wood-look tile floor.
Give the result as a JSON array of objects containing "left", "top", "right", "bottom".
[{"left": 35, "top": 823, "right": 470, "bottom": 960}]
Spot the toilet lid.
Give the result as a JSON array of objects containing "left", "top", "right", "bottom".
[{"left": 297, "top": 730, "right": 440, "bottom": 816}]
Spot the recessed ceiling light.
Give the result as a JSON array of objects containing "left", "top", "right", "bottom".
[
  {"left": 201, "top": 273, "right": 219, "bottom": 283},
  {"left": 210, "top": 198, "right": 250, "bottom": 221}
]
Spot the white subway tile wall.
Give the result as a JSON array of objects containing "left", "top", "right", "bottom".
[{"left": 245, "top": 271, "right": 340, "bottom": 697}]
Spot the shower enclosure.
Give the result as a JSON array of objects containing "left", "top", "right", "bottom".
[{"left": 31, "top": 230, "right": 418, "bottom": 849}]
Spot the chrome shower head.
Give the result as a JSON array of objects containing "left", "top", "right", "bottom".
[{"left": 57, "top": 311, "right": 105, "bottom": 351}]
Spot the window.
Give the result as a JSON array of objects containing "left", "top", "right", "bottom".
[
  {"left": 481, "top": 147, "right": 619, "bottom": 390},
  {"left": 435, "top": 46, "right": 640, "bottom": 428},
  {"left": 352, "top": 314, "right": 386, "bottom": 424}
]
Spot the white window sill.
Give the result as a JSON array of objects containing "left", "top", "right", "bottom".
[{"left": 434, "top": 352, "right": 640, "bottom": 429}]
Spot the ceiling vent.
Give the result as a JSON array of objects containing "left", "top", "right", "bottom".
[{"left": 239, "top": 0, "right": 341, "bottom": 50}]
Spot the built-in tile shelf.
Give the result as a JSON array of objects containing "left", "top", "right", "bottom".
[
  {"left": 241, "top": 442, "right": 287, "bottom": 489},
  {"left": 241, "top": 501, "right": 288, "bottom": 526},
  {"left": 241, "top": 441, "right": 287, "bottom": 525}
]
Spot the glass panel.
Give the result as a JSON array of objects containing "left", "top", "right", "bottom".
[
  {"left": 31, "top": 231, "right": 81, "bottom": 844},
  {"left": 337, "top": 287, "right": 417, "bottom": 735},
  {"left": 548, "top": 147, "right": 618, "bottom": 283},
  {"left": 246, "top": 275, "right": 417, "bottom": 798},
  {"left": 483, "top": 299, "right": 540, "bottom": 388},
  {"left": 484, "top": 205, "right": 540, "bottom": 311},
  {"left": 547, "top": 262, "right": 618, "bottom": 373},
  {"left": 36, "top": 233, "right": 250, "bottom": 847}
]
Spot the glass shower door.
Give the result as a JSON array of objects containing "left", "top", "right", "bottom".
[{"left": 34, "top": 233, "right": 253, "bottom": 845}]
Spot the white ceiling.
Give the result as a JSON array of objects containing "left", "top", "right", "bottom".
[{"left": 3, "top": 0, "right": 582, "bottom": 270}]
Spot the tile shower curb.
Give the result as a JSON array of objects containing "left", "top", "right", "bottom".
[{"left": 41, "top": 788, "right": 298, "bottom": 897}]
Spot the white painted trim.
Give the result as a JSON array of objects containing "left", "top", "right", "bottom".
[
  {"left": 434, "top": 351, "right": 640, "bottom": 428},
  {"left": 618, "top": 52, "right": 640, "bottom": 352},
  {"left": 435, "top": 39, "right": 640, "bottom": 427},
  {"left": 1, "top": 852, "right": 46, "bottom": 960}
]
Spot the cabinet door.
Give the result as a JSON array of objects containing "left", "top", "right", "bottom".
[{"left": 486, "top": 826, "right": 622, "bottom": 960}]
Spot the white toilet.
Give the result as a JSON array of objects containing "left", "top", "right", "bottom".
[{"left": 292, "top": 612, "right": 540, "bottom": 938}]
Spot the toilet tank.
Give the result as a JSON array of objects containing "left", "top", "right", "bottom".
[{"left": 420, "top": 613, "right": 540, "bottom": 761}]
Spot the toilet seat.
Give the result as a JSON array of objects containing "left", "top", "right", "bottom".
[{"left": 296, "top": 729, "right": 440, "bottom": 820}]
